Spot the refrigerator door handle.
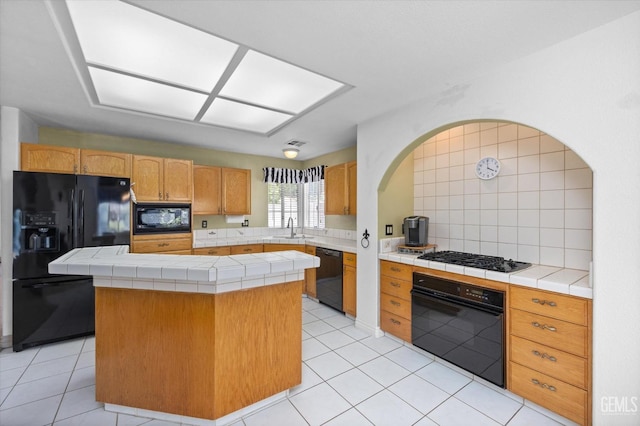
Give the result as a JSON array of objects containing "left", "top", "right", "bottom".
[
  {"left": 79, "top": 189, "right": 85, "bottom": 247},
  {"left": 69, "top": 189, "right": 76, "bottom": 247}
]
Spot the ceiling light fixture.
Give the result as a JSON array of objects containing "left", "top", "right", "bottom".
[{"left": 282, "top": 147, "right": 300, "bottom": 159}]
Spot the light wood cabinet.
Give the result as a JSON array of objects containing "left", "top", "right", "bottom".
[
  {"left": 131, "top": 233, "right": 192, "bottom": 254},
  {"left": 21, "top": 143, "right": 80, "bottom": 173},
  {"left": 343, "top": 252, "right": 357, "bottom": 317},
  {"left": 193, "top": 166, "right": 251, "bottom": 215},
  {"left": 325, "top": 161, "right": 356, "bottom": 215},
  {"left": 263, "top": 244, "right": 305, "bottom": 253},
  {"left": 379, "top": 260, "right": 412, "bottom": 342},
  {"left": 132, "top": 155, "right": 192, "bottom": 202},
  {"left": 80, "top": 149, "right": 131, "bottom": 177},
  {"left": 305, "top": 245, "right": 317, "bottom": 298},
  {"left": 230, "top": 244, "right": 263, "bottom": 254},
  {"left": 192, "top": 246, "right": 231, "bottom": 256},
  {"left": 509, "top": 286, "right": 592, "bottom": 425}
]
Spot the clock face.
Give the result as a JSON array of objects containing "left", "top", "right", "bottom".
[{"left": 475, "top": 157, "right": 501, "bottom": 180}]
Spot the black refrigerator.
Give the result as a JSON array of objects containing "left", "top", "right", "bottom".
[{"left": 12, "top": 171, "right": 130, "bottom": 352}]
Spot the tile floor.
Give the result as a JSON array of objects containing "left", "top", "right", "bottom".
[{"left": 0, "top": 297, "right": 576, "bottom": 426}]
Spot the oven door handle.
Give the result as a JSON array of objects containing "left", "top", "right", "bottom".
[{"left": 411, "top": 287, "right": 503, "bottom": 316}]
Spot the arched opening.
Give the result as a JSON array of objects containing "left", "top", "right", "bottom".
[{"left": 379, "top": 119, "right": 593, "bottom": 271}]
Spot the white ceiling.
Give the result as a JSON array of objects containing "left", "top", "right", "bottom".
[{"left": 2, "top": 0, "right": 639, "bottom": 161}]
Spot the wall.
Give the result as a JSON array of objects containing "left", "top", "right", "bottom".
[
  {"left": 356, "top": 11, "right": 640, "bottom": 425},
  {"left": 38, "top": 128, "right": 357, "bottom": 231},
  {"left": 415, "top": 122, "right": 592, "bottom": 270},
  {"left": 379, "top": 153, "right": 414, "bottom": 238}
]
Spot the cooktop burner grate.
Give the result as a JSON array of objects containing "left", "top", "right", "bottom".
[{"left": 417, "top": 251, "right": 531, "bottom": 273}]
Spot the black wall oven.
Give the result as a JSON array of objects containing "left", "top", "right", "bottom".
[
  {"left": 133, "top": 203, "right": 191, "bottom": 234},
  {"left": 412, "top": 272, "right": 505, "bottom": 387}
]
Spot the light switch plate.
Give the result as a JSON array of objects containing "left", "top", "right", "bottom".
[{"left": 385, "top": 224, "right": 393, "bottom": 235}]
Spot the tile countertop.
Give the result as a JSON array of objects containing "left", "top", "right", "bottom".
[
  {"left": 193, "top": 234, "right": 358, "bottom": 254},
  {"left": 49, "top": 245, "right": 320, "bottom": 295},
  {"left": 379, "top": 252, "right": 592, "bottom": 299}
]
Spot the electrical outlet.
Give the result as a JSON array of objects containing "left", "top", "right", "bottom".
[
  {"left": 202, "top": 220, "right": 207, "bottom": 228},
  {"left": 385, "top": 224, "right": 393, "bottom": 235},
  {"left": 242, "top": 219, "right": 249, "bottom": 227}
]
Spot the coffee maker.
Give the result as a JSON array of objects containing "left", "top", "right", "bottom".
[{"left": 403, "top": 216, "right": 429, "bottom": 247}]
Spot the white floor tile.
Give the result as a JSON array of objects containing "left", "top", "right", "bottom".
[
  {"left": 289, "top": 363, "right": 323, "bottom": 397},
  {"left": 115, "top": 413, "right": 154, "bottom": 426},
  {"left": 75, "top": 351, "right": 95, "bottom": 369},
  {"left": 53, "top": 407, "right": 117, "bottom": 426},
  {"left": 361, "top": 335, "right": 403, "bottom": 355},
  {"left": 507, "top": 405, "right": 565, "bottom": 426},
  {"left": 0, "top": 387, "right": 11, "bottom": 406},
  {"left": 323, "top": 315, "right": 355, "bottom": 329},
  {"left": 385, "top": 346, "right": 434, "bottom": 372},
  {"left": 18, "top": 354, "right": 77, "bottom": 384},
  {"left": 289, "top": 383, "right": 350, "bottom": 426},
  {"left": 55, "top": 385, "right": 103, "bottom": 421},
  {"left": 302, "top": 311, "right": 320, "bottom": 324},
  {"left": 415, "top": 361, "right": 472, "bottom": 394},
  {"left": 243, "top": 399, "right": 307, "bottom": 426},
  {"left": 1, "top": 371, "right": 71, "bottom": 409},
  {"left": 0, "top": 366, "right": 26, "bottom": 389},
  {"left": 427, "top": 397, "right": 501, "bottom": 426},
  {"left": 81, "top": 337, "right": 96, "bottom": 353},
  {"left": 0, "top": 348, "right": 37, "bottom": 372},
  {"left": 301, "top": 330, "right": 312, "bottom": 341},
  {"left": 307, "top": 305, "right": 340, "bottom": 320},
  {"left": 356, "top": 389, "right": 423, "bottom": 426},
  {"left": 302, "top": 338, "right": 330, "bottom": 361},
  {"left": 334, "top": 342, "right": 379, "bottom": 366},
  {"left": 413, "top": 416, "right": 439, "bottom": 426},
  {"left": 388, "top": 375, "right": 450, "bottom": 415},
  {"left": 305, "top": 352, "right": 353, "bottom": 380},
  {"left": 303, "top": 320, "right": 335, "bottom": 337},
  {"left": 0, "top": 394, "right": 62, "bottom": 426},
  {"left": 323, "top": 407, "right": 373, "bottom": 425},
  {"left": 32, "top": 339, "right": 84, "bottom": 364},
  {"left": 138, "top": 420, "right": 181, "bottom": 426},
  {"left": 455, "top": 381, "right": 522, "bottom": 424},
  {"left": 315, "top": 330, "right": 356, "bottom": 350},
  {"left": 327, "top": 368, "right": 384, "bottom": 405},
  {"left": 339, "top": 325, "right": 371, "bottom": 341},
  {"left": 359, "top": 356, "right": 410, "bottom": 387},
  {"left": 67, "top": 366, "right": 96, "bottom": 392}
]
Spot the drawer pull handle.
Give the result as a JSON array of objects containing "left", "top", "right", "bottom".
[
  {"left": 390, "top": 267, "right": 401, "bottom": 272},
  {"left": 532, "top": 350, "right": 558, "bottom": 362},
  {"left": 390, "top": 282, "right": 401, "bottom": 288},
  {"left": 531, "top": 322, "right": 557, "bottom": 332},
  {"left": 390, "top": 300, "right": 401, "bottom": 307},
  {"left": 157, "top": 242, "right": 169, "bottom": 247},
  {"left": 532, "top": 298, "right": 557, "bottom": 307},
  {"left": 244, "top": 248, "right": 252, "bottom": 252},
  {"left": 531, "top": 379, "right": 557, "bottom": 392},
  {"left": 390, "top": 318, "right": 401, "bottom": 325}
]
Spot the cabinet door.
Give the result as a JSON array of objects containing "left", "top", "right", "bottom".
[
  {"left": 230, "top": 244, "right": 263, "bottom": 254},
  {"left": 305, "top": 245, "right": 317, "bottom": 297},
  {"left": 132, "top": 155, "right": 164, "bottom": 201},
  {"left": 193, "top": 165, "right": 222, "bottom": 214},
  {"left": 347, "top": 161, "right": 357, "bottom": 215},
  {"left": 80, "top": 149, "right": 131, "bottom": 177},
  {"left": 21, "top": 143, "right": 79, "bottom": 173},
  {"left": 222, "top": 168, "right": 251, "bottom": 215},
  {"left": 164, "top": 158, "right": 193, "bottom": 202},
  {"left": 343, "top": 264, "right": 356, "bottom": 316},
  {"left": 325, "top": 164, "right": 347, "bottom": 215}
]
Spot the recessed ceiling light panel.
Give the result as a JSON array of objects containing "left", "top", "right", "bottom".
[
  {"left": 201, "top": 98, "right": 293, "bottom": 134},
  {"left": 219, "top": 50, "right": 345, "bottom": 114},
  {"left": 66, "top": 0, "right": 238, "bottom": 91},
  {"left": 89, "top": 67, "right": 207, "bottom": 120}
]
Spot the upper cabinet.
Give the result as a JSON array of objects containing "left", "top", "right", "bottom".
[
  {"left": 193, "top": 165, "right": 251, "bottom": 215},
  {"left": 21, "top": 143, "right": 132, "bottom": 178},
  {"left": 325, "top": 161, "right": 356, "bottom": 215},
  {"left": 21, "top": 143, "right": 80, "bottom": 174},
  {"left": 132, "top": 155, "right": 192, "bottom": 202}
]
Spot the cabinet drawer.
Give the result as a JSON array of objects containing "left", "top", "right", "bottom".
[
  {"left": 192, "top": 246, "right": 231, "bottom": 256},
  {"left": 343, "top": 252, "right": 357, "bottom": 267},
  {"left": 511, "top": 286, "right": 588, "bottom": 326},
  {"left": 380, "top": 310, "right": 411, "bottom": 342},
  {"left": 510, "top": 335, "right": 587, "bottom": 389},
  {"left": 510, "top": 362, "right": 587, "bottom": 425},
  {"left": 380, "top": 260, "right": 412, "bottom": 282},
  {"left": 510, "top": 309, "right": 587, "bottom": 357},
  {"left": 134, "top": 238, "right": 192, "bottom": 253},
  {"left": 380, "top": 293, "right": 411, "bottom": 320},
  {"left": 230, "top": 244, "right": 263, "bottom": 254},
  {"left": 380, "top": 275, "right": 412, "bottom": 301}
]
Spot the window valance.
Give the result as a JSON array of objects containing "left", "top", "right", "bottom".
[{"left": 262, "top": 165, "right": 324, "bottom": 184}]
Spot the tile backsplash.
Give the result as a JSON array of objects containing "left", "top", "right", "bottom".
[
  {"left": 413, "top": 122, "right": 592, "bottom": 270},
  {"left": 193, "top": 227, "right": 357, "bottom": 242}
]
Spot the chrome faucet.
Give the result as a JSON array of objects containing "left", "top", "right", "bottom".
[{"left": 287, "top": 217, "right": 295, "bottom": 238}]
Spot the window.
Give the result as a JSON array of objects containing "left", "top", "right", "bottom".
[{"left": 267, "top": 181, "right": 325, "bottom": 229}]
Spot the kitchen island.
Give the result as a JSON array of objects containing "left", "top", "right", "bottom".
[{"left": 49, "top": 246, "right": 320, "bottom": 425}]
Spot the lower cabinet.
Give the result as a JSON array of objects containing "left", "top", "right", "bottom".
[
  {"left": 230, "top": 244, "right": 263, "bottom": 254},
  {"left": 509, "top": 286, "right": 592, "bottom": 425},
  {"left": 379, "top": 260, "right": 412, "bottom": 342},
  {"left": 131, "top": 233, "right": 192, "bottom": 254},
  {"left": 343, "top": 253, "right": 357, "bottom": 317},
  {"left": 192, "top": 246, "right": 231, "bottom": 256},
  {"left": 304, "top": 245, "right": 317, "bottom": 298}
]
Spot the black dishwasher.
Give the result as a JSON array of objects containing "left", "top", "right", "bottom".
[{"left": 315, "top": 247, "right": 343, "bottom": 312}]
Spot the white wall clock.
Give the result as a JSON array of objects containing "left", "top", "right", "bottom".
[{"left": 475, "top": 156, "right": 501, "bottom": 180}]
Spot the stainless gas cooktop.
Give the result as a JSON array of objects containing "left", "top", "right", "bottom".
[{"left": 417, "top": 250, "right": 531, "bottom": 273}]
